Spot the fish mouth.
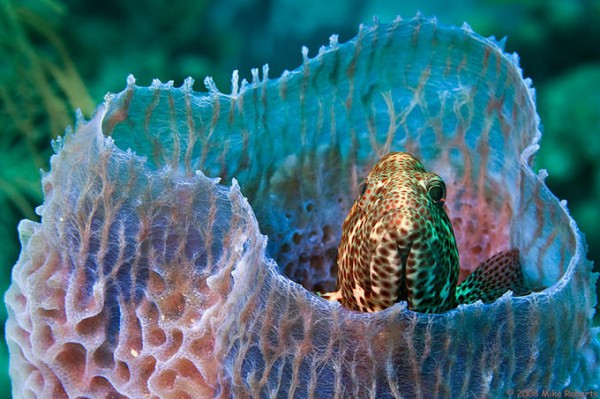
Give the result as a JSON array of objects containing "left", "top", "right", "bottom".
[{"left": 396, "top": 244, "right": 409, "bottom": 305}]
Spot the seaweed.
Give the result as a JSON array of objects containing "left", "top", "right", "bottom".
[{"left": 0, "top": 0, "right": 93, "bottom": 393}]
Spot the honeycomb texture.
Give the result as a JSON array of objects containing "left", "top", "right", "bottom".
[{"left": 5, "top": 16, "right": 599, "bottom": 398}]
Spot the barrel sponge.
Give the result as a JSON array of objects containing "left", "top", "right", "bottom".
[{"left": 5, "top": 16, "right": 599, "bottom": 398}]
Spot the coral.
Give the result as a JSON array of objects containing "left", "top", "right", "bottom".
[{"left": 5, "top": 17, "right": 599, "bottom": 398}]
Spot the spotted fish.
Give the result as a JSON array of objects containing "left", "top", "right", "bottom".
[{"left": 323, "top": 152, "right": 529, "bottom": 313}]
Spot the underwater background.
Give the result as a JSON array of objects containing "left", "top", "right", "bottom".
[{"left": 1, "top": 0, "right": 599, "bottom": 394}]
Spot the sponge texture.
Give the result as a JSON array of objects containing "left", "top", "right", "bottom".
[{"left": 5, "top": 17, "right": 599, "bottom": 398}]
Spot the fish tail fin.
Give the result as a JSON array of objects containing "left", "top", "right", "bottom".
[{"left": 456, "top": 248, "right": 530, "bottom": 305}]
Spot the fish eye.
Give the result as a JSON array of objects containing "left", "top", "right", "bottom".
[
  {"left": 357, "top": 180, "right": 367, "bottom": 199},
  {"left": 427, "top": 179, "right": 446, "bottom": 208}
]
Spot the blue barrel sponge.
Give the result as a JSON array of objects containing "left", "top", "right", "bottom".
[{"left": 5, "top": 16, "right": 599, "bottom": 398}]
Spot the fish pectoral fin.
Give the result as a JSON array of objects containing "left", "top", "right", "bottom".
[
  {"left": 456, "top": 248, "right": 531, "bottom": 305},
  {"left": 318, "top": 290, "right": 343, "bottom": 302}
]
